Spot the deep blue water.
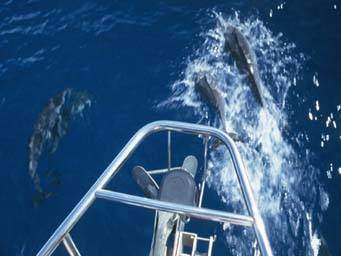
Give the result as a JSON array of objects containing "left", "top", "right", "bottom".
[{"left": 0, "top": 1, "right": 340, "bottom": 255}]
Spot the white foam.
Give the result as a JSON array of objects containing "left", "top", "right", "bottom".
[
  {"left": 313, "top": 74, "right": 319, "bottom": 87},
  {"left": 332, "top": 120, "right": 337, "bottom": 128},
  {"left": 326, "top": 116, "right": 331, "bottom": 127},
  {"left": 308, "top": 111, "right": 313, "bottom": 120},
  {"left": 307, "top": 212, "right": 321, "bottom": 256},
  {"left": 277, "top": 3, "right": 285, "bottom": 10},
  {"left": 315, "top": 100, "right": 320, "bottom": 111}
]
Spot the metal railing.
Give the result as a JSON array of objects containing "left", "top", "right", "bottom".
[{"left": 36, "top": 120, "right": 273, "bottom": 256}]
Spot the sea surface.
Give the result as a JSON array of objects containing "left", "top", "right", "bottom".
[{"left": 0, "top": 1, "right": 340, "bottom": 255}]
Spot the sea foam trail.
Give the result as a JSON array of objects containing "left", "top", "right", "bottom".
[{"left": 159, "top": 12, "right": 328, "bottom": 255}]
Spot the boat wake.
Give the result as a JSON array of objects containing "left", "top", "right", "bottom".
[{"left": 159, "top": 12, "right": 328, "bottom": 255}]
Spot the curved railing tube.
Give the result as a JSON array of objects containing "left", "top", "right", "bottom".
[{"left": 37, "top": 121, "right": 273, "bottom": 256}]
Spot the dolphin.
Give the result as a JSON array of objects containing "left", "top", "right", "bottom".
[
  {"left": 28, "top": 88, "right": 91, "bottom": 203},
  {"left": 224, "top": 25, "right": 265, "bottom": 107},
  {"left": 194, "top": 76, "right": 227, "bottom": 127},
  {"left": 194, "top": 75, "right": 244, "bottom": 142},
  {"left": 28, "top": 89, "right": 70, "bottom": 196}
]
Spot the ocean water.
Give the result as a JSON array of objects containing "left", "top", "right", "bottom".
[{"left": 0, "top": 1, "right": 340, "bottom": 255}]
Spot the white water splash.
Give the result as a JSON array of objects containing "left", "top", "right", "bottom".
[
  {"left": 269, "top": 9, "right": 273, "bottom": 18},
  {"left": 313, "top": 73, "right": 319, "bottom": 87},
  {"left": 307, "top": 212, "right": 321, "bottom": 256},
  {"left": 159, "top": 12, "right": 327, "bottom": 255}
]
